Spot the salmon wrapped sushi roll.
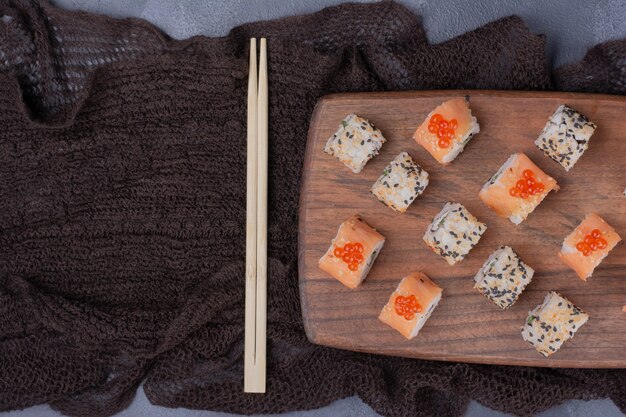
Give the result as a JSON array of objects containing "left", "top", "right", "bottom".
[
  {"left": 474, "top": 246, "right": 535, "bottom": 309},
  {"left": 423, "top": 202, "right": 487, "bottom": 265},
  {"left": 413, "top": 97, "right": 480, "bottom": 165},
  {"left": 535, "top": 105, "right": 596, "bottom": 172},
  {"left": 379, "top": 272, "right": 443, "bottom": 339},
  {"left": 323, "top": 114, "right": 386, "bottom": 173},
  {"left": 319, "top": 215, "right": 385, "bottom": 289},
  {"left": 559, "top": 213, "right": 622, "bottom": 281},
  {"left": 479, "top": 153, "right": 559, "bottom": 225},
  {"left": 371, "top": 152, "right": 429, "bottom": 213},
  {"left": 521, "top": 291, "right": 589, "bottom": 357}
]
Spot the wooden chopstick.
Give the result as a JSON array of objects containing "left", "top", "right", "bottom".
[
  {"left": 254, "top": 37, "right": 268, "bottom": 393},
  {"left": 244, "top": 37, "right": 268, "bottom": 394},
  {"left": 244, "top": 37, "right": 259, "bottom": 393}
]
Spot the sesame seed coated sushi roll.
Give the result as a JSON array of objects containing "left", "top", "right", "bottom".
[
  {"left": 559, "top": 213, "right": 622, "bottom": 281},
  {"left": 379, "top": 272, "right": 443, "bottom": 340},
  {"left": 423, "top": 202, "right": 487, "bottom": 265},
  {"left": 535, "top": 105, "right": 596, "bottom": 172},
  {"left": 474, "top": 246, "right": 535, "bottom": 309},
  {"left": 521, "top": 291, "right": 589, "bottom": 357},
  {"left": 479, "top": 153, "right": 559, "bottom": 225},
  {"left": 413, "top": 97, "right": 480, "bottom": 165},
  {"left": 319, "top": 215, "right": 385, "bottom": 289},
  {"left": 323, "top": 114, "right": 386, "bottom": 173},
  {"left": 371, "top": 152, "right": 429, "bottom": 213}
]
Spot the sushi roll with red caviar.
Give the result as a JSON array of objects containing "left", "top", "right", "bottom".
[
  {"left": 378, "top": 272, "right": 443, "bottom": 339},
  {"left": 413, "top": 97, "right": 480, "bottom": 165},
  {"left": 319, "top": 215, "right": 385, "bottom": 289},
  {"left": 559, "top": 213, "right": 621, "bottom": 281},
  {"left": 479, "top": 153, "right": 559, "bottom": 225}
]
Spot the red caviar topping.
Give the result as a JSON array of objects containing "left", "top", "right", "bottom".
[
  {"left": 576, "top": 229, "right": 608, "bottom": 256},
  {"left": 508, "top": 169, "right": 545, "bottom": 199},
  {"left": 334, "top": 242, "right": 365, "bottom": 271},
  {"left": 394, "top": 294, "right": 422, "bottom": 320},
  {"left": 428, "top": 113, "right": 457, "bottom": 149}
]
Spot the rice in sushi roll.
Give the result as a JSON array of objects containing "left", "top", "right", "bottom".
[
  {"left": 521, "top": 291, "right": 589, "bottom": 357},
  {"left": 371, "top": 152, "right": 429, "bottom": 213},
  {"left": 479, "top": 153, "right": 559, "bottom": 225},
  {"left": 423, "top": 202, "right": 487, "bottom": 265},
  {"left": 413, "top": 97, "right": 480, "bottom": 165},
  {"left": 378, "top": 272, "right": 443, "bottom": 339},
  {"left": 319, "top": 215, "right": 385, "bottom": 289},
  {"left": 535, "top": 105, "right": 596, "bottom": 172},
  {"left": 474, "top": 246, "right": 535, "bottom": 309},
  {"left": 323, "top": 114, "right": 386, "bottom": 173}
]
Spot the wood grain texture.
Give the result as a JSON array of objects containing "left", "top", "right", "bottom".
[{"left": 298, "top": 90, "right": 626, "bottom": 368}]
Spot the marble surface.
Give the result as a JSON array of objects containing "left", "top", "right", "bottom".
[{"left": 4, "top": 1, "right": 625, "bottom": 416}]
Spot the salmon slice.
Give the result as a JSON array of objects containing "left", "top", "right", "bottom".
[
  {"left": 319, "top": 215, "right": 385, "bottom": 289},
  {"left": 479, "top": 153, "right": 559, "bottom": 225},
  {"left": 413, "top": 97, "right": 480, "bottom": 165},
  {"left": 378, "top": 272, "right": 443, "bottom": 339},
  {"left": 559, "top": 213, "right": 621, "bottom": 281}
]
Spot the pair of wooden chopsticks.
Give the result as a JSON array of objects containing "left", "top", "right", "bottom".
[{"left": 244, "top": 38, "right": 268, "bottom": 393}]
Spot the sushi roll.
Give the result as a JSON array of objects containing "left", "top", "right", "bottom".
[
  {"left": 423, "top": 202, "right": 487, "bottom": 265},
  {"left": 559, "top": 213, "right": 622, "bottom": 281},
  {"left": 323, "top": 114, "right": 386, "bottom": 173},
  {"left": 479, "top": 153, "right": 559, "bottom": 225},
  {"left": 474, "top": 246, "right": 535, "bottom": 309},
  {"left": 535, "top": 105, "right": 596, "bottom": 172},
  {"left": 378, "top": 272, "right": 443, "bottom": 339},
  {"left": 319, "top": 215, "right": 385, "bottom": 289},
  {"left": 413, "top": 97, "right": 480, "bottom": 165},
  {"left": 371, "top": 152, "right": 429, "bottom": 213},
  {"left": 521, "top": 291, "right": 589, "bottom": 357}
]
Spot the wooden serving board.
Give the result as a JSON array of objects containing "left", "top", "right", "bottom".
[{"left": 298, "top": 91, "right": 626, "bottom": 368}]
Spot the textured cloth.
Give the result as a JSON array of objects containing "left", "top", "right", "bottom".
[{"left": 0, "top": 1, "right": 624, "bottom": 417}]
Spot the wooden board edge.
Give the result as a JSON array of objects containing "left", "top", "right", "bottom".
[
  {"left": 298, "top": 96, "right": 332, "bottom": 345},
  {"left": 314, "top": 338, "right": 626, "bottom": 368},
  {"left": 313, "top": 89, "right": 626, "bottom": 104}
]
